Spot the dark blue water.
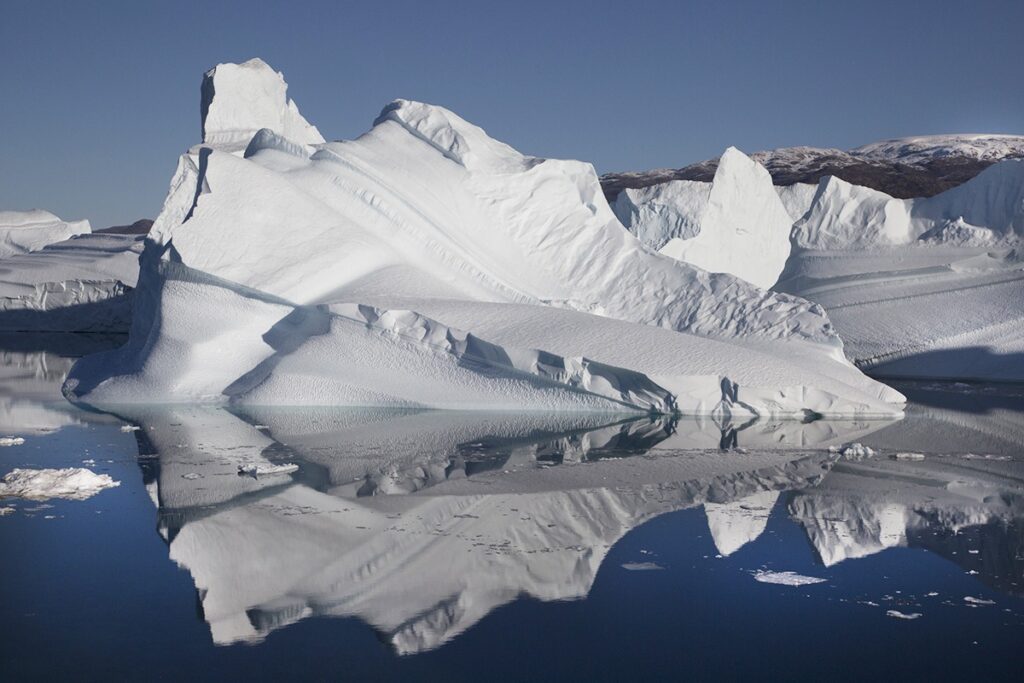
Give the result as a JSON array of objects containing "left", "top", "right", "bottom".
[{"left": 1, "top": 340, "right": 1022, "bottom": 681}]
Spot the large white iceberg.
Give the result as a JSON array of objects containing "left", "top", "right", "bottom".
[
  {"left": 65, "top": 59, "right": 902, "bottom": 417},
  {"left": 0, "top": 233, "right": 142, "bottom": 332},
  {"left": 781, "top": 160, "right": 1024, "bottom": 380},
  {"left": 0, "top": 210, "right": 90, "bottom": 260},
  {"left": 613, "top": 148, "right": 794, "bottom": 288}
]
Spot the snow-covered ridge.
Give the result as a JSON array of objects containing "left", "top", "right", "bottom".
[
  {"left": 0, "top": 210, "right": 91, "bottom": 260},
  {"left": 65, "top": 59, "right": 903, "bottom": 417},
  {"left": 853, "top": 134, "right": 1024, "bottom": 165}
]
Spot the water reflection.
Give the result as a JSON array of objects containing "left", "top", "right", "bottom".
[{"left": 2, "top": 339, "right": 1023, "bottom": 655}]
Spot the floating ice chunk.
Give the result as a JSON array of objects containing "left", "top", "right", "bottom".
[
  {"left": 829, "top": 442, "right": 875, "bottom": 460},
  {"left": 0, "top": 436, "right": 26, "bottom": 446},
  {"left": 120, "top": 425, "right": 141, "bottom": 432},
  {"left": 237, "top": 463, "right": 299, "bottom": 478},
  {"left": 0, "top": 468, "right": 119, "bottom": 501},
  {"left": 886, "top": 610, "right": 922, "bottom": 620},
  {"left": 622, "top": 562, "right": 664, "bottom": 571},
  {"left": 0, "top": 506, "right": 14, "bottom": 516},
  {"left": 893, "top": 452, "right": 925, "bottom": 461},
  {"left": 752, "top": 570, "right": 827, "bottom": 586},
  {"left": 963, "top": 596, "right": 995, "bottom": 606}
]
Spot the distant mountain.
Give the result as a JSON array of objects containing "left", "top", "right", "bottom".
[
  {"left": 601, "top": 134, "right": 1024, "bottom": 201},
  {"left": 95, "top": 218, "right": 153, "bottom": 235}
]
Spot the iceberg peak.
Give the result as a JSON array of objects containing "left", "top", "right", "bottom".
[
  {"left": 200, "top": 58, "right": 324, "bottom": 149},
  {"left": 373, "top": 99, "right": 531, "bottom": 173}
]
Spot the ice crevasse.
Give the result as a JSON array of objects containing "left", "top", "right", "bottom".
[{"left": 64, "top": 58, "right": 904, "bottom": 417}]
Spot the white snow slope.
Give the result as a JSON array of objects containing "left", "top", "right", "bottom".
[
  {"left": 0, "top": 210, "right": 90, "bottom": 260},
  {"left": 64, "top": 59, "right": 902, "bottom": 417},
  {"left": 612, "top": 148, "right": 793, "bottom": 288}
]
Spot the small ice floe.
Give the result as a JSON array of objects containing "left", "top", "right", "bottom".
[
  {"left": 893, "top": 452, "right": 926, "bottom": 461},
  {"left": 963, "top": 453, "right": 1011, "bottom": 461},
  {"left": 964, "top": 596, "right": 996, "bottom": 606},
  {"left": 622, "top": 562, "right": 664, "bottom": 571},
  {"left": 926, "top": 592, "right": 939, "bottom": 597},
  {"left": 0, "top": 436, "right": 26, "bottom": 447},
  {"left": 752, "top": 570, "right": 827, "bottom": 586},
  {"left": 237, "top": 463, "right": 299, "bottom": 478},
  {"left": 0, "top": 506, "right": 15, "bottom": 516},
  {"left": 830, "top": 443, "right": 874, "bottom": 460},
  {"left": 254, "top": 425, "right": 270, "bottom": 430},
  {"left": 181, "top": 472, "right": 203, "bottom": 480},
  {"left": 120, "top": 425, "right": 141, "bottom": 433},
  {"left": 82, "top": 459, "right": 96, "bottom": 466},
  {"left": 886, "top": 610, "right": 922, "bottom": 620},
  {"left": 0, "top": 468, "right": 119, "bottom": 501}
]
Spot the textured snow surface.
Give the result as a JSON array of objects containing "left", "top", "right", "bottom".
[
  {"left": 0, "top": 467, "right": 119, "bottom": 501},
  {"left": 66, "top": 59, "right": 902, "bottom": 416},
  {"left": 0, "top": 210, "right": 90, "bottom": 260},
  {"left": 613, "top": 148, "right": 793, "bottom": 288}
]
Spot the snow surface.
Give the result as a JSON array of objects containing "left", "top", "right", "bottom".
[
  {"left": 613, "top": 148, "right": 793, "bottom": 288},
  {"left": 0, "top": 210, "right": 90, "bottom": 260},
  {"left": 0, "top": 468, "right": 119, "bottom": 501},
  {"left": 64, "top": 59, "right": 902, "bottom": 417}
]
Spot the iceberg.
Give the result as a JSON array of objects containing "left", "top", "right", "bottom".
[
  {"left": 0, "top": 210, "right": 90, "bottom": 260},
  {"left": 778, "top": 159, "right": 1024, "bottom": 380},
  {"left": 0, "top": 233, "right": 142, "bottom": 332},
  {"left": 65, "top": 59, "right": 902, "bottom": 417},
  {"left": 0, "top": 467, "right": 119, "bottom": 501},
  {"left": 613, "top": 148, "right": 793, "bottom": 288}
]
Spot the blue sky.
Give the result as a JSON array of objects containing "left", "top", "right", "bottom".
[{"left": 2, "top": 0, "right": 1022, "bottom": 227}]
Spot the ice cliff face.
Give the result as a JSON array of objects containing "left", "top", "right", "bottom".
[
  {"left": 613, "top": 148, "right": 794, "bottom": 288},
  {"left": 0, "top": 210, "right": 90, "bottom": 260},
  {"left": 64, "top": 59, "right": 903, "bottom": 416}
]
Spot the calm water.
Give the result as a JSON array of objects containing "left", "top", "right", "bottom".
[{"left": 1, "top": 336, "right": 1023, "bottom": 681}]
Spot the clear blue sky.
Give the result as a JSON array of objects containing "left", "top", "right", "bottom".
[{"left": 2, "top": 0, "right": 1022, "bottom": 227}]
